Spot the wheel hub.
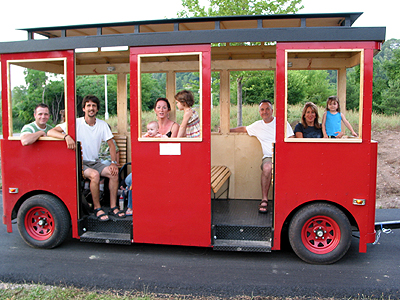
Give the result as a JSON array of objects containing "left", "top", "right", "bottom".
[
  {"left": 301, "top": 216, "right": 341, "bottom": 254},
  {"left": 314, "top": 227, "right": 326, "bottom": 239},
  {"left": 37, "top": 217, "right": 47, "bottom": 227},
  {"left": 24, "top": 207, "right": 54, "bottom": 240}
]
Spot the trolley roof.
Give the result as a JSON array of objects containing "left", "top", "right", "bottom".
[{"left": 0, "top": 13, "right": 385, "bottom": 54}]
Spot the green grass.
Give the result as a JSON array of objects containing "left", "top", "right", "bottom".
[
  {"left": 0, "top": 282, "right": 396, "bottom": 300},
  {"left": 0, "top": 283, "right": 152, "bottom": 300}
]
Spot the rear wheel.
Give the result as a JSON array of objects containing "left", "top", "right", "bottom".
[
  {"left": 17, "top": 194, "right": 70, "bottom": 249},
  {"left": 289, "top": 203, "right": 352, "bottom": 264}
]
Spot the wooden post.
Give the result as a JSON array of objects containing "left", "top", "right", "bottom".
[
  {"left": 237, "top": 76, "right": 243, "bottom": 127},
  {"left": 220, "top": 70, "right": 230, "bottom": 134},
  {"left": 117, "top": 73, "right": 128, "bottom": 134},
  {"left": 338, "top": 68, "right": 347, "bottom": 132},
  {"left": 166, "top": 71, "right": 176, "bottom": 122}
]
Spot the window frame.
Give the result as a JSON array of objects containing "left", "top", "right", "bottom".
[
  {"left": 284, "top": 48, "right": 364, "bottom": 144},
  {"left": 137, "top": 52, "right": 203, "bottom": 142},
  {"left": 6, "top": 57, "right": 68, "bottom": 140}
]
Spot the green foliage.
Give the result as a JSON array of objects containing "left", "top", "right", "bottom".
[
  {"left": 11, "top": 69, "right": 66, "bottom": 130},
  {"left": 240, "top": 71, "right": 275, "bottom": 104},
  {"left": 76, "top": 75, "right": 107, "bottom": 117},
  {"left": 379, "top": 79, "right": 400, "bottom": 115},
  {"left": 141, "top": 73, "right": 166, "bottom": 110},
  {"left": 296, "top": 70, "right": 336, "bottom": 105},
  {"left": 375, "top": 46, "right": 400, "bottom": 115},
  {"left": 178, "top": 0, "right": 303, "bottom": 17},
  {"left": 211, "top": 72, "right": 221, "bottom": 106},
  {"left": 286, "top": 71, "right": 306, "bottom": 105},
  {"left": 176, "top": 72, "right": 201, "bottom": 104},
  {"left": 383, "top": 47, "right": 400, "bottom": 82},
  {"left": 345, "top": 67, "right": 360, "bottom": 111},
  {"left": 14, "top": 69, "right": 48, "bottom": 125},
  {"left": 177, "top": 0, "right": 303, "bottom": 113},
  {"left": 371, "top": 39, "right": 400, "bottom": 115}
]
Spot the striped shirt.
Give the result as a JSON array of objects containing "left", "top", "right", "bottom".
[{"left": 21, "top": 121, "right": 53, "bottom": 135}]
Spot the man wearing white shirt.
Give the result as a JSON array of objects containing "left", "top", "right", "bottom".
[
  {"left": 48, "top": 95, "right": 124, "bottom": 221},
  {"left": 230, "top": 100, "right": 294, "bottom": 213}
]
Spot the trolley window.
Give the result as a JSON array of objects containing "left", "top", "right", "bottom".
[
  {"left": 137, "top": 52, "right": 203, "bottom": 141},
  {"left": 285, "top": 49, "right": 363, "bottom": 143},
  {"left": 6, "top": 58, "right": 68, "bottom": 139}
]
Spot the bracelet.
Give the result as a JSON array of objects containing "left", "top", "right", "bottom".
[
  {"left": 111, "top": 161, "right": 117, "bottom": 164},
  {"left": 64, "top": 134, "right": 69, "bottom": 140}
]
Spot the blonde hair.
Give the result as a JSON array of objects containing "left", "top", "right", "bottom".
[{"left": 147, "top": 121, "right": 159, "bottom": 130}]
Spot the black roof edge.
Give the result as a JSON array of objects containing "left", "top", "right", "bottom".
[
  {"left": 18, "top": 12, "right": 363, "bottom": 32},
  {"left": 0, "top": 26, "right": 385, "bottom": 55}
]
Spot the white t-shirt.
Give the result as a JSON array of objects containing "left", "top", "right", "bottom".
[
  {"left": 59, "top": 118, "right": 113, "bottom": 161},
  {"left": 246, "top": 118, "right": 294, "bottom": 158}
]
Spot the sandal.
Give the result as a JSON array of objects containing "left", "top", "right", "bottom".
[
  {"left": 93, "top": 208, "right": 110, "bottom": 222},
  {"left": 258, "top": 200, "right": 268, "bottom": 214},
  {"left": 125, "top": 208, "right": 133, "bottom": 216},
  {"left": 109, "top": 206, "right": 126, "bottom": 218}
]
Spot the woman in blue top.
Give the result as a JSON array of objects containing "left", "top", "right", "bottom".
[
  {"left": 294, "top": 102, "right": 323, "bottom": 138},
  {"left": 322, "top": 96, "right": 358, "bottom": 138}
]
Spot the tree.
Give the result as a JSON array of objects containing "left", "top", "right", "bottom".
[
  {"left": 178, "top": 0, "right": 303, "bottom": 17},
  {"left": 379, "top": 48, "right": 400, "bottom": 115},
  {"left": 178, "top": 0, "right": 303, "bottom": 123},
  {"left": 379, "top": 79, "right": 400, "bottom": 115},
  {"left": 141, "top": 73, "right": 166, "bottom": 110},
  {"left": 241, "top": 71, "right": 275, "bottom": 105}
]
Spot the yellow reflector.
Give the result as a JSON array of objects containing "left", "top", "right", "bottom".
[
  {"left": 353, "top": 199, "right": 366, "bottom": 205},
  {"left": 9, "top": 188, "right": 19, "bottom": 194}
]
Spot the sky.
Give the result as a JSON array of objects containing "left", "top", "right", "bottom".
[{"left": 0, "top": 0, "right": 397, "bottom": 43}]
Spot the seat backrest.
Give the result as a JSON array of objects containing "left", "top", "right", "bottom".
[{"left": 113, "top": 134, "right": 128, "bottom": 166}]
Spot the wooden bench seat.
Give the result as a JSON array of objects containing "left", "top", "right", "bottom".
[
  {"left": 113, "top": 134, "right": 128, "bottom": 166},
  {"left": 211, "top": 165, "right": 231, "bottom": 199}
]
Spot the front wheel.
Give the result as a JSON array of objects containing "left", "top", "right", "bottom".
[
  {"left": 17, "top": 194, "right": 71, "bottom": 249},
  {"left": 289, "top": 203, "right": 352, "bottom": 264}
]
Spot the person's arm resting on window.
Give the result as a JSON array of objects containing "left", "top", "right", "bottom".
[
  {"left": 47, "top": 126, "right": 76, "bottom": 150},
  {"left": 230, "top": 126, "right": 247, "bottom": 133},
  {"left": 20, "top": 131, "right": 46, "bottom": 146}
]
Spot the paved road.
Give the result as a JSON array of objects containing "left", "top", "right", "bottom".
[{"left": 1, "top": 195, "right": 399, "bottom": 298}]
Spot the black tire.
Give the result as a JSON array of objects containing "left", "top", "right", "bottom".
[
  {"left": 289, "top": 203, "right": 352, "bottom": 264},
  {"left": 17, "top": 194, "right": 71, "bottom": 249}
]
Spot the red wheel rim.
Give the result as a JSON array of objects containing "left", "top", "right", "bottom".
[
  {"left": 301, "top": 215, "right": 341, "bottom": 254},
  {"left": 24, "top": 206, "right": 54, "bottom": 240}
]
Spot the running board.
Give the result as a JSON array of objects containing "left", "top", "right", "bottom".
[
  {"left": 80, "top": 231, "right": 132, "bottom": 245},
  {"left": 213, "top": 239, "right": 271, "bottom": 252}
]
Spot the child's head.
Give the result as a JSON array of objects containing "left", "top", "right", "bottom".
[
  {"left": 174, "top": 90, "right": 194, "bottom": 110},
  {"left": 146, "top": 121, "right": 159, "bottom": 137},
  {"left": 326, "top": 96, "right": 341, "bottom": 113}
]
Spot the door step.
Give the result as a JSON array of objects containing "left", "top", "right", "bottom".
[
  {"left": 212, "top": 224, "right": 272, "bottom": 252},
  {"left": 213, "top": 224, "right": 272, "bottom": 241},
  {"left": 213, "top": 239, "right": 271, "bottom": 252},
  {"left": 80, "top": 231, "right": 132, "bottom": 245},
  {"left": 78, "top": 213, "right": 133, "bottom": 245}
]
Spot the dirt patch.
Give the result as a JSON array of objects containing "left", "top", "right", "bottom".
[{"left": 373, "top": 130, "right": 400, "bottom": 208}]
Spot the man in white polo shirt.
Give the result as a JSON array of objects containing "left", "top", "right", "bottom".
[{"left": 230, "top": 99, "right": 294, "bottom": 213}]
